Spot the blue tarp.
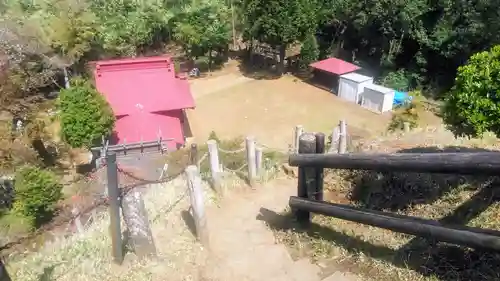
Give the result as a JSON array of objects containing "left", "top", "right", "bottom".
[{"left": 393, "top": 91, "right": 411, "bottom": 106}]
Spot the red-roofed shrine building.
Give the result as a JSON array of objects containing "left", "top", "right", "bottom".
[{"left": 92, "top": 56, "right": 195, "bottom": 150}]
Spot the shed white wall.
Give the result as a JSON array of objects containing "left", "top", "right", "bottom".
[
  {"left": 338, "top": 76, "right": 374, "bottom": 104},
  {"left": 358, "top": 79, "right": 374, "bottom": 104},
  {"left": 381, "top": 91, "right": 395, "bottom": 112},
  {"left": 361, "top": 87, "right": 395, "bottom": 113},
  {"left": 338, "top": 78, "right": 358, "bottom": 103}
]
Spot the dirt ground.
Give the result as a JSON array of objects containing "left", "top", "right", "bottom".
[{"left": 186, "top": 71, "right": 393, "bottom": 149}]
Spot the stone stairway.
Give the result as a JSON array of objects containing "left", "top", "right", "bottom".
[{"left": 201, "top": 177, "right": 360, "bottom": 281}]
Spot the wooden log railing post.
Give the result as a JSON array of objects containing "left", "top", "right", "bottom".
[
  {"left": 72, "top": 207, "right": 84, "bottom": 234},
  {"left": 296, "top": 133, "right": 317, "bottom": 225},
  {"left": 294, "top": 125, "right": 304, "bottom": 154},
  {"left": 315, "top": 133, "right": 325, "bottom": 201},
  {"left": 185, "top": 165, "right": 209, "bottom": 247},
  {"left": 246, "top": 136, "right": 257, "bottom": 186},
  {"left": 403, "top": 122, "right": 411, "bottom": 133},
  {"left": 328, "top": 126, "right": 340, "bottom": 154},
  {"left": 122, "top": 188, "right": 157, "bottom": 259},
  {"left": 255, "top": 146, "right": 263, "bottom": 177},
  {"left": 338, "top": 120, "right": 347, "bottom": 154},
  {"left": 207, "top": 140, "right": 222, "bottom": 193},
  {"left": 105, "top": 152, "right": 123, "bottom": 264},
  {"left": 189, "top": 143, "right": 199, "bottom": 167},
  {"left": 0, "top": 259, "right": 12, "bottom": 281}
]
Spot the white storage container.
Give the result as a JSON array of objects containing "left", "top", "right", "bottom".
[
  {"left": 361, "top": 83, "right": 395, "bottom": 113},
  {"left": 337, "top": 73, "right": 374, "bottom": 104}
]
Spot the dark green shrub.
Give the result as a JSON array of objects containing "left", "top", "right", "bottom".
[
  {"left": 13, "top": 165, "right": 63, "bottom": 227},
  {"left": 58, "top": 78, "right": 115, "bottom": 148}
]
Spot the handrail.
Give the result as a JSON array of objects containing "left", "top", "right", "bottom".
[
  {"left": 289, "top": 152, "right": 500, "bottom": 175},
  {"left": 290, "top": 196, "right": 500, "bottom": 251}
]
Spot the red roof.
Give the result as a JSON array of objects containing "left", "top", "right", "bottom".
[
  {"left": 310, "top": 58, "right": 360, "bottom": 75},
  {"left": 93, "top": 56, "right": 195, "bottom": 116}
]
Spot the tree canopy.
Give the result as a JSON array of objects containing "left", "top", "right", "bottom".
[
  {"left": 242, "top": 0, "right": 319, "bottom": 72},
  {"left": 91, "top": 0, "right": 174, "bottom": 57},
  {"left": 173, "top": 0, "right": 231, "bottom": 69}
]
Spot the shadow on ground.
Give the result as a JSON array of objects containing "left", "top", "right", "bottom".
[
  {"left": 36, "top": 264, "right": 62, "bottom": 281},
  {"left": 181, "top": 209, "right": 197, "bottom": 238},
  {"left": 258, "top": 207, "right": 500, "bottom": 281},
  {"left": 237, "top": 57, "right": 282, "bottom": 80},
  {"left": 259, "top": 145, "right": 500, "bottom": 281},
  {"left": 346, "top": 146, "right": 496, "bottom": 211}
]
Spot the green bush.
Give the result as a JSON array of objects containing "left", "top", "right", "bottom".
[
  {"left": 380, "top": 69, "right": 411, "bottom": 92},
  {"left": 388, "top": 90, "right": 424, "bottom": 131},
  {"left": 13, "top": 166, "right": 63, "bottom": 227},
  {"left": 442, "top": 45, "right": 500, "bottom": 138},
  {"left": 58, "top": 78, "right": 115, "bottom": 148}
]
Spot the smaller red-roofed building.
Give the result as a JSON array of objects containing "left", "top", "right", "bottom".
[
  {"left": 309, "top": 58, "right": 362, "bottom": 94},
  {"left": 92, "top": 56, "right": 195, "bottom": 150},
  {"left": 310, "top": 58, "right": 361, "bottom": 75}
]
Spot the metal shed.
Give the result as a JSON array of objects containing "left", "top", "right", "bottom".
[
  {"left": 361, "top": 83, "right": 395, "bottom": 113},
  {"left": 338, "top": 73, "right": 374, "bottom": 104}
]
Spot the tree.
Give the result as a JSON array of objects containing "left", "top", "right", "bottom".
[
  {"left": 58, "top": 78, "right": 115, "bottom": 148},
  {"left": 173, "top": 0, "right": 232, "bottom": 70},
  {"left": 91, "top": 0, "right": 174, "bottom": 57},
  {"left": 0, "top": 0, "right": 98, "bottom": 112},
  {"left": 242, "top": 0, "right": 319, "bottom": 74},
  {"left": 441, "top": 45, "right": 500, "bottom": 138},
  {"left": 0, "top": 18, "right": 57, "bottom": 112},
  {"left": 24, "top": 0, "right": 98, "bottom": 65},
  {"left": 299, "top": 34, "right": 319, "bottom": 70}
]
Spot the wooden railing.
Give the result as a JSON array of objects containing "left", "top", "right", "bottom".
[{"left": 288, "top": 132, "right": 500, "bottom": 251}]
